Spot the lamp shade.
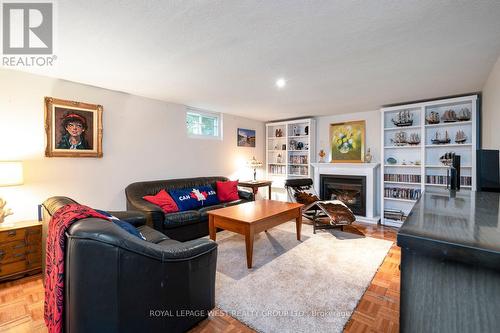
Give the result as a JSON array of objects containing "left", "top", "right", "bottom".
[
  {"left": 0, "top": 161, "right": 24, "bottom": 186},
  {"left": 248, "top": 156, "right": 263, "bottom": 168}
]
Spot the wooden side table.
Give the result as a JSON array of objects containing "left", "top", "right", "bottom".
[
  {"left": 238, "top": 180, "right": 273, "bottom": 200},
  {"left": 0, "top": 220, "right": 42, "bottom": 281}
]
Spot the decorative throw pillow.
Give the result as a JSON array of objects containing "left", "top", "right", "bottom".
[
  {"left": 95, "top": 210, "right": 146, "bottom": 240},
  {"left": 169, "top": 185, "right": 220, "bottom": 211},
  {"left": 216, "top": 180, "right": 240, "bottom": 202},
  {"left": 143, "top": 189, "right": 179, "bottom": 213}
]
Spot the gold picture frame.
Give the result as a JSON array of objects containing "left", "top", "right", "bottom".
[
  {"left": 329, "top": 120, "right": 365, "bottom": 163},
  {"left": 44, "top": 97, "right": 103, "bottom": 158}
]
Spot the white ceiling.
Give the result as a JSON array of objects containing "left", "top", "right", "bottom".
[{"left": 13, "top": 0, "right": 500, "bottom": 121}]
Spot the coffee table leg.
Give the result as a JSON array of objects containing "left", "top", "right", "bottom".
[
  {"left": 245, "top": 230, "right": 254, "bottom": 268},
  {"left": 296, "top": 210, "right": 302, "bottom": 241},
  {"left": 268, "top": 185, "right": 271, "bottom": 200},
  {"left": 209, "top": 215, "right": 216, "bottom": 241}
]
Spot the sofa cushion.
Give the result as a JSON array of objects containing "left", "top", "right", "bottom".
[
  {"left": 223, "top": 199, "right": 244, "bottom": 207},
  {"left": 137, "top": 225, "right": 169, "bottom": 243},
  {"left": 169, "top": 186, "right": 219, "bottom": 211},
  {"left": 142, "top": 189, "right": 179, "bottom": 213},
  {"left": 163, "top": 210, "right": 202, "bottom": 228},
  {"left": 216, "top": 180, "right": 239, "bottom": 202}
]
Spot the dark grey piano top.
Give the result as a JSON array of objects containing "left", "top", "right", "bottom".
[{"left": 397, "top": 189, "right": 500, "bottom": 270}]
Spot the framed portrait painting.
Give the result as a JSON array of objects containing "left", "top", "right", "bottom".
[
  {"left": 237, "top": 128, "right": 256, "bottom": 147},
  {"left": 44, "top": 97, "right": 103, "bottom": 157},
  {"left": 329, "top": 120, "right": 365, "bottom": 163}
]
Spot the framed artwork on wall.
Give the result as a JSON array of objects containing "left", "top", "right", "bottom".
[
  {"left": 44, "top": 97, "right": 103, "bottom": 157},
  {"left": 237, "top": 128, "right": 256, "bottom": 147},
  {"left": 329, "top": 120, "right": 365, "bottom": 163}
]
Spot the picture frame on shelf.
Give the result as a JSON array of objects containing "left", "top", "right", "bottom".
[
  {"left": 44, "top": 97, "right": 103, "bottom": 158},
  {"left": 329, "top": 120, "right": 365, "bottom": 163}
]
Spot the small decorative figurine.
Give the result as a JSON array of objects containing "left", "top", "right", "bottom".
[
  {"left": 277, "top": 153, "right": 282, "bottom": 163},
  {"left": 319, "top": 149, "right": 326, "bottom": 163},
  {"left": 365, "top": 148, "right": 373, "bottom": 163},
  {"left": 0, "top": 198, "right": 13, "bottom": 224},
  {"left": 386, "top": 157, "right": 397, "bottom": 165}
]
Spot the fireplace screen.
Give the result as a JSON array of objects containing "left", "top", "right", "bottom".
[{"left": 320, "top": 175, "right": 366, "bottom": 217}]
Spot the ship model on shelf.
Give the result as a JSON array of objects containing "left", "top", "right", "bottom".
[
  {"left": 439, "top": 152, "right": 455, "bottom": 166},
  {"left": 455, "top": 130, "right": 467, "bottom": 144},
  {"left": 391, "top": 131, "right": 408, "bottom": 146},
  {"left": 442, "top": 109, "right": 458, "bottom": 122},
  {"left": 392, "top": 110, "right": 413, "bottom": 127},
  {"left": 431, "top": 130, "right": 451, "bottom": 144},
  {"left": 426, "top": 111, "right": 440, "bottom": 124},
  {"left": 457, "top": 107, "right": 471, "bottom": 121},
  {"left": 407, "top": 133, "right": 420, "bottom": 145}
]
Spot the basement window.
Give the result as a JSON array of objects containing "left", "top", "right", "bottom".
[{"left": 186, "top": 108, "right": 222, "bottom": 139}]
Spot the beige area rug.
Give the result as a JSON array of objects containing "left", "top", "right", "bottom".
[{"left": 213, "top": 221, "right": 392, "bottom": 333}]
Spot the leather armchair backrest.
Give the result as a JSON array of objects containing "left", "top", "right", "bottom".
[{"left": 125, "top": 176, "right": 229, "bottom": 203}]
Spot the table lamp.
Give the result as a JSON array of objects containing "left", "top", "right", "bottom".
[
  {"left": 0, "top": 161, "right": 24, "bottom": 223},
  {"left": 247, "top": 156, "right": 263, "bottom": 182}
]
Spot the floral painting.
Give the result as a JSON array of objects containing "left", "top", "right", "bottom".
[{"left": 329, "top": 120, "right": 365, "bottom": 163}]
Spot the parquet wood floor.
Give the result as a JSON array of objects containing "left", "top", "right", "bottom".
[{"left": 0, "top": 222, "right": 400, "bottom": 333}]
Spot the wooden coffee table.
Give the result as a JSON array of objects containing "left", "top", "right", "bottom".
[{"left": 208, "top": 200, "right": 303, "bottom": 268}]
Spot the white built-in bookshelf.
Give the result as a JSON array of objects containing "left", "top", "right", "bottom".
[
  {"left": 266, "top": 118, "right": 316, "bottom": 188},
  {"left": 381, "top": 95, "right": 478, "bottom": 227}
]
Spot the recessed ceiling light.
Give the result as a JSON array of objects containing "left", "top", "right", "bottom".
[{"left": 275, "top": 78, "right": 286, "bottom": 89}]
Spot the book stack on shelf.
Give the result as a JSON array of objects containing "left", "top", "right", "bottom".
[
  {"left": 381, "top": 95, "right": 478, "bottom": 227},
  {"left": 266, "top": 119, "right": 315, "bottom": 188}
]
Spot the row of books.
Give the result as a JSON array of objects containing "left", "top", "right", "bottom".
[
  {"left": 289, "top": 165, "right": 309, "bottom": 175},
  {"left": 289, "top": 155, "right": 308, "bottom": 164},
  {"left": 269, "top": 165, "right": 286, "bottom": 175},
  {"left": 384, "top": 174, "right": 421, "bottom": 183},
  {"left": 384, "top": 208, "right": 407, "bottom": 221},
  {"left": 384, "top": 187, "right": 421, "bottom": 200},
  {"left": 425, "top": 175, "right": 472, "bottom": 186}
]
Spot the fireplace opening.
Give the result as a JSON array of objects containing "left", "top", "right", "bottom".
[{"left": 320, "top": 175, "right": 366, "bottom": 217}]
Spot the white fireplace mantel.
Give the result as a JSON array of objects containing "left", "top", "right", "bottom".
[{"left": 311, "top": 162, "right": 380, "bottom": 224}]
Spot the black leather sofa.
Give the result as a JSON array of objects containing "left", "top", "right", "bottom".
[
  {"left": 41, "top": 196, "right": 217, "bottom": 333},
  {"left": 125, "top": 176, "right": 253, "bottom": 241}
]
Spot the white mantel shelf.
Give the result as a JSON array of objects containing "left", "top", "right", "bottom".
[{"left": 311, "top": 162, "right": 381, "bottom": 224}]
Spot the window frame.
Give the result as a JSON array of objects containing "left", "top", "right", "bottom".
[{"left": 185, "top": 107, "right": 223, "bottom": 140}]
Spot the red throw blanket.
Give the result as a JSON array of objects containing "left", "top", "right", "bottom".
[{"left": 44, "top": 204, "right": 110, "bottom": 333}]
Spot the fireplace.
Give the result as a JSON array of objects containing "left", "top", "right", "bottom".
[{"left": 320, "top": 175, "right": 366, "bottom": 217}]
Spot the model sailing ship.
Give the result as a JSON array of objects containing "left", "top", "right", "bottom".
[
  {"left": 455, "top": 130, "right": 467, "bottom": 144},
  {"left": 392, "top": 110, "right": 413, "bottom": 127},
  {"left": 431, "top": 130, "right": 451, "bottom": 144}
]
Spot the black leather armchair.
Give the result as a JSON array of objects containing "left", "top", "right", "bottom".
[
  {"left": 125, "top": 176, "right": 253, "bottom": 241},
  {"left": 41, "top": 196, "right": 217, "bottom": 333}
]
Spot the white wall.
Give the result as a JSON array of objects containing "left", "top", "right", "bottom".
[
  {"left": 314, "top": 110, "right": 381, "bottom": 163},
  {"left": 482, "top": 55, "right": 500, "bottom": 150},
  {"left": 0, "top": 69, "right": 265, "bottom": 222}
]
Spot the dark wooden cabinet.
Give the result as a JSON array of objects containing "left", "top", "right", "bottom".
[{"left": 0, "top": 221, "right": 42, "bottom": 281}]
